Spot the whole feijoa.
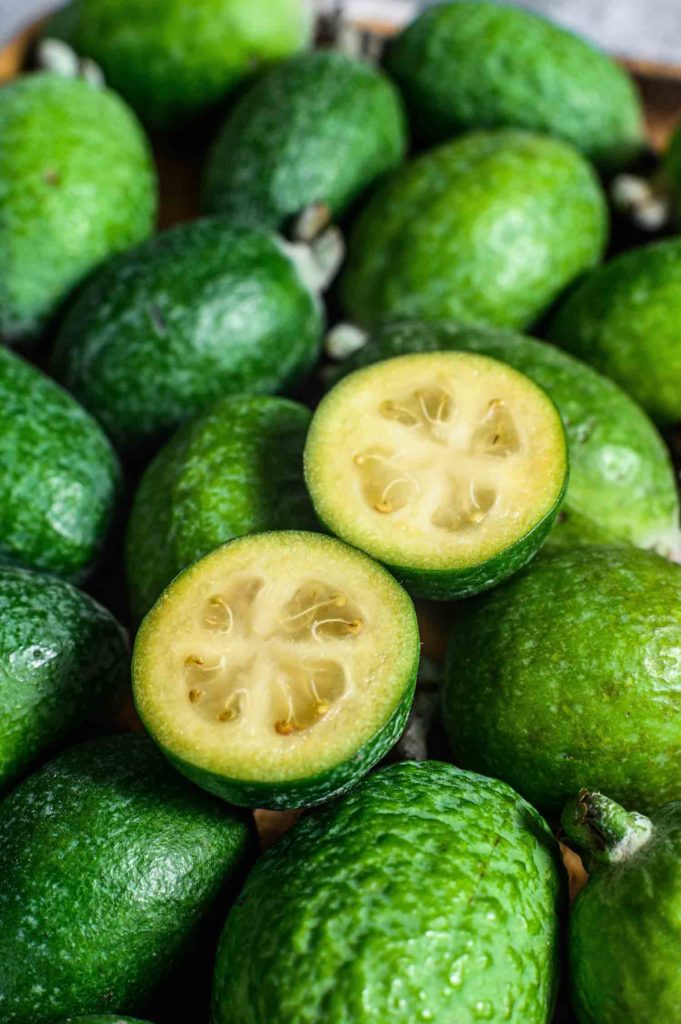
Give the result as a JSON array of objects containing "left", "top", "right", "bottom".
[
  {"left": 0, "top": 347, "right": 120, "bottom": 579},
  {"left": 51, "top": 218, "right": 327, "bottom": 450},
  {"left": 0, "top": 72, "right": 156, "bottom": 343},
  {"left": 385, "top": 1, "right": 643, "bottom": 170},
  {"left": 45, "top": 0, "right": 312, "bottom": 131},
  {"left": 212, "top": 760, "right": 563, "bottom": 1023},
  {"left": 203, "top": 51, "right": 406, "bottom": 231},
  {"left": 549, "top": 238, "right": 681, "bottom": 424},
  {"left": 0, "top": 735, "right": 252, "bottom": 1024},
  {"left": 443, "top": 544, "right": 681, "bottom": 815},
  {"left": 340, "top": 129, "right": 607, "bottom": 331},
  {"left": 563, "top": 790, "right": 681, "bottom": 1023}
]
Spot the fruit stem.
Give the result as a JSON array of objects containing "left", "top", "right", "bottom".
[
  {"left": 280, "top": 227, "right": 345, "bottom": 295},
  {"left": 37, "top": 38, "right": 105, "bottom": 86},
  {"left": 561, "top": 789, "right": 653, "bottom": 867}
]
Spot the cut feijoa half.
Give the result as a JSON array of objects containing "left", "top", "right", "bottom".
[
  {"left": 132, "top": 531, "right": 419, "bottom": 809},
  {"left": 305, "top": 352, "right": 568, "bottom": 599}
]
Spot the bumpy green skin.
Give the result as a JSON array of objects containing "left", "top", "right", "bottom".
[
  {"left": 0, "top": 735, "right": 253, "bottom": 1024},
  {"left": 46, "top": 0, "right": 311, "bottom": 132},
  {"left": 0, "top": 567, "right": 128, "bottom": 794},
  {"left": 549, "top": 238, "right": 681, "bottom": 424},
  {"left": 203, "top": 51, "right": 406, "bottom": 230},
  {"left": 443, "top": 545, "right": 681, "bottom": 816},
  {"left": 566, "top": 797, "right": 681, "bottom": 1022},
  {"left": 212, "top": 761, "right": 563, "bottom": 1024},
  {"left": 0, "top": 347, "right": 121, "bottom": 579},
  {"left": 126, "top": 396, "right": 317, "bottom": 620},
  {"left": 330, "top": 320, "right": 680, "bottom": 557},
  {"left": 340, "top": 130, "right": 607, "bottom": 331},
  {"left": 385, "top": 1, "right": 643, "bottom": 170},
  {"left": 51, "top": 219, "right": 323, "bottom": 450},
  {"left": 0, "top": 73, "right": 156, "bottom": 343}
]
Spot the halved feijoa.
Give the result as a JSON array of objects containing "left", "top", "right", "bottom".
[
  {"left": 133, "top": 531, "right": 419, "bottom": 809},
  {"left": 305, "top": 352, "right": 568, "bottom": 599}
]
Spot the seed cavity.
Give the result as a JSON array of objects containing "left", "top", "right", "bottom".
[
  {"left": 272, "top": 658, "right": 346, "bottom": 735},
  {"left": 202, "top": 576, "right": 265, "bottom": 635},
  {"left": 432, "top": 478, "right": 498, "bottom": 532},
  {"left": 354, "top": 446, "right": 419, "bottom": 515},
  {"left": 470, "top": 399, "right": 521, "bottom": 458},
  {"left": 379, "top": 385, "right": 453, "bottom": 441}
]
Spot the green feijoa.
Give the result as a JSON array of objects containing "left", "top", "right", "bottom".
[
  {"left": 126, "top": 396, "right": 317, "bottom": 621},
  {"left": 45, "top": 0, "right": 312, "bottom": 132},
  {"left": 443, "top": 544, "right": 681, "bottom": 816},
  {"left": 327, "top": 320, "right": 680, "bottom": 558},
  {"left": 340, "top": 129, "right": 607, "bottom": 331},
  {"left": 562, "top": 790, "right": 681, "bottom": 1023},
  {"left": 0, "top": 72, "right": 156, "bottom": 344},
  {"left": 549, "top": 237, "right": 681, "bottom": 424},
  {"left": 50, "top": 218, "right": 327, "bottom": 450},
  {"left": 385, "top": 1, "right": 643, "bottom": 170},
  {"left": 212, "top": 760, "right": 563, "bottom": 1024},
  {"left": 0, "top": 735, "right": 253, "bottom": 1024},
  {"left": 0, "top": 566, "right": 127, "bottom": 794},
  {"left": 133, "top": 532, "right": 419, "bottom": 810},
  {"left": 306, "top": 351, "right": 568, "bottom": 600},
  {"left": 0, "top": 347, "right": 120, "bottom": 580},
  {"left": 202, "top": 51, "right": 406, "bottom": 231}
]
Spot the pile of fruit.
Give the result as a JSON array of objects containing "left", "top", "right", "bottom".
[{"left": 2, "top": 1, "right": 681, "bottom": 1021}]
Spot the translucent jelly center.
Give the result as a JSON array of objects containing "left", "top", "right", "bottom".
[{"left": 182, "top": 577, "right": 365, "bottom": 736}]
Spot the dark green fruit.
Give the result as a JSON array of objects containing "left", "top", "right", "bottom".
[
  {"left": 212, "top": 760, "right": 563, "bottom": 1023},
  {"left": 549, "top": 237, "right": 681, "bottom": 424},
  {"left": 385, "top": 0, "right": 643, "bottom": 170},
  {"left": 0, "top": 735, "right": 252, "bottom": 1024},
  {"left": 443, "top": 545, "right": 681, "bottom": 815},
  {"left": 0, "top": 72, "right": 156, "bottom": 343},
  {"left": 46, "top": 0, "right": 312, "bottom": 131},
  {"left": 0, "top": 566, "right": 127, "bottom": 793},
  {"left": 563, "top": 790, "right": 681, "bottom": 1023},
  {"left": 133, "top": 532, "right": 419, "bottom": 810},
  {"left": 328, "top": 320, "right": 680, "bottom": 557},
  {"left": 126, "top": 396, "right": 317, "bottom": 621},
  {"left": 306, "top": 351, "right": 568, "bottom": 599},
  {"left": 51, "top": 218, "right": 326, "bottom": 450},
  {"left": 203, "top": 51, "right": 406, "bottom": 231},
  {"left": 0, "top": 347, "right": 120, "bottom": 579},
  {"left": 340, "top": 129, "right": 607, "bottom": 330}
]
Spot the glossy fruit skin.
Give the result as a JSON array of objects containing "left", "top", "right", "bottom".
[
  {"left": 329, "top": 320, "right": 680, "bottom": 557},
  {"left": 340, "top": 129, "right": 607, "bottom": 331},
  {"left": 568, "top": 800, "right": 681, "bottom": 1022},
  {"left": 51, "top": 219, "right": 323, "bottom": 450},
  {"left": 126, "top": 396, "right": 317, "bottom": 620},
  {"left": 0, "top": 73, "right": 156, "bottom": 343},
  {"left": 385, "top": 1, "right": 643, "bottom": 170},
  {"left": 549, "top": 238, "right": 681, "bottom": 424},
  {"left": 203, "top": 51, "right": 406, "bottom": 231},
  {"left": 46, "top": 0, "right": 311, "bottom": 131},
  {"left": 443, "top": 545, "right": 681, "bottom": 816},
  {"left": 212, "top": 760, "right": 563, "bottom": 1024},
  {"left": 0, "top": 347, "right": 121, "bottom": 580},
  {"left": 0, "top": 567, "right": 128, "bottom": 794},
  {"left": 0, "top": 735, "right": 253, "bottom": 1024}
]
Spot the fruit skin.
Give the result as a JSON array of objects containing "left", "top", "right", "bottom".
[
  {"left": 340, "top": 129, "right": 607, "bottom": 331},
  {"left": 385, "top": 0, "right": 643, "bottom": 170},
  {"left": 0, "top": 735, "right": 253, "bottom": 1024},
  {"left": 50, "top": 218, "right": 323, "bottom": 450},
  {"left": 562, "top": 791, "right": 681, "bottom": 1023},
  {"left": 212, "top": 760, "right": 563, "bottom": 1024},
  {"left": 328, "top": 320, "right": 680, "bottom": 558},
  {"left": 133, "top": 531, "right": 420, "bottom": 811},
  {"left": 443, "top": 544, "right": 681, "bottom": 816},
  {"left": 126, "top": 396, "right": 317, "bottom": 621},
  {"left": 46, "top": 0, "right": 311, "bottom": 132},
  {"left": 549, "top": 237, "right": 681, "bottom": 424},
  {"left": 0, "top": 567, "right": 128, "bottom": 794},
  {"left": 203, "top": 51, "right": 406, "bottom": 231},
  {"left": 0, "top": 73, "right": 156, "bottom": 343},
  {"left": 0, "top": 347, "right": 121, "bottom": 580}
]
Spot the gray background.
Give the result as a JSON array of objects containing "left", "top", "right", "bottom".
[{"left": 3, "top": 0, "right": 681, "bottom": 63}]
